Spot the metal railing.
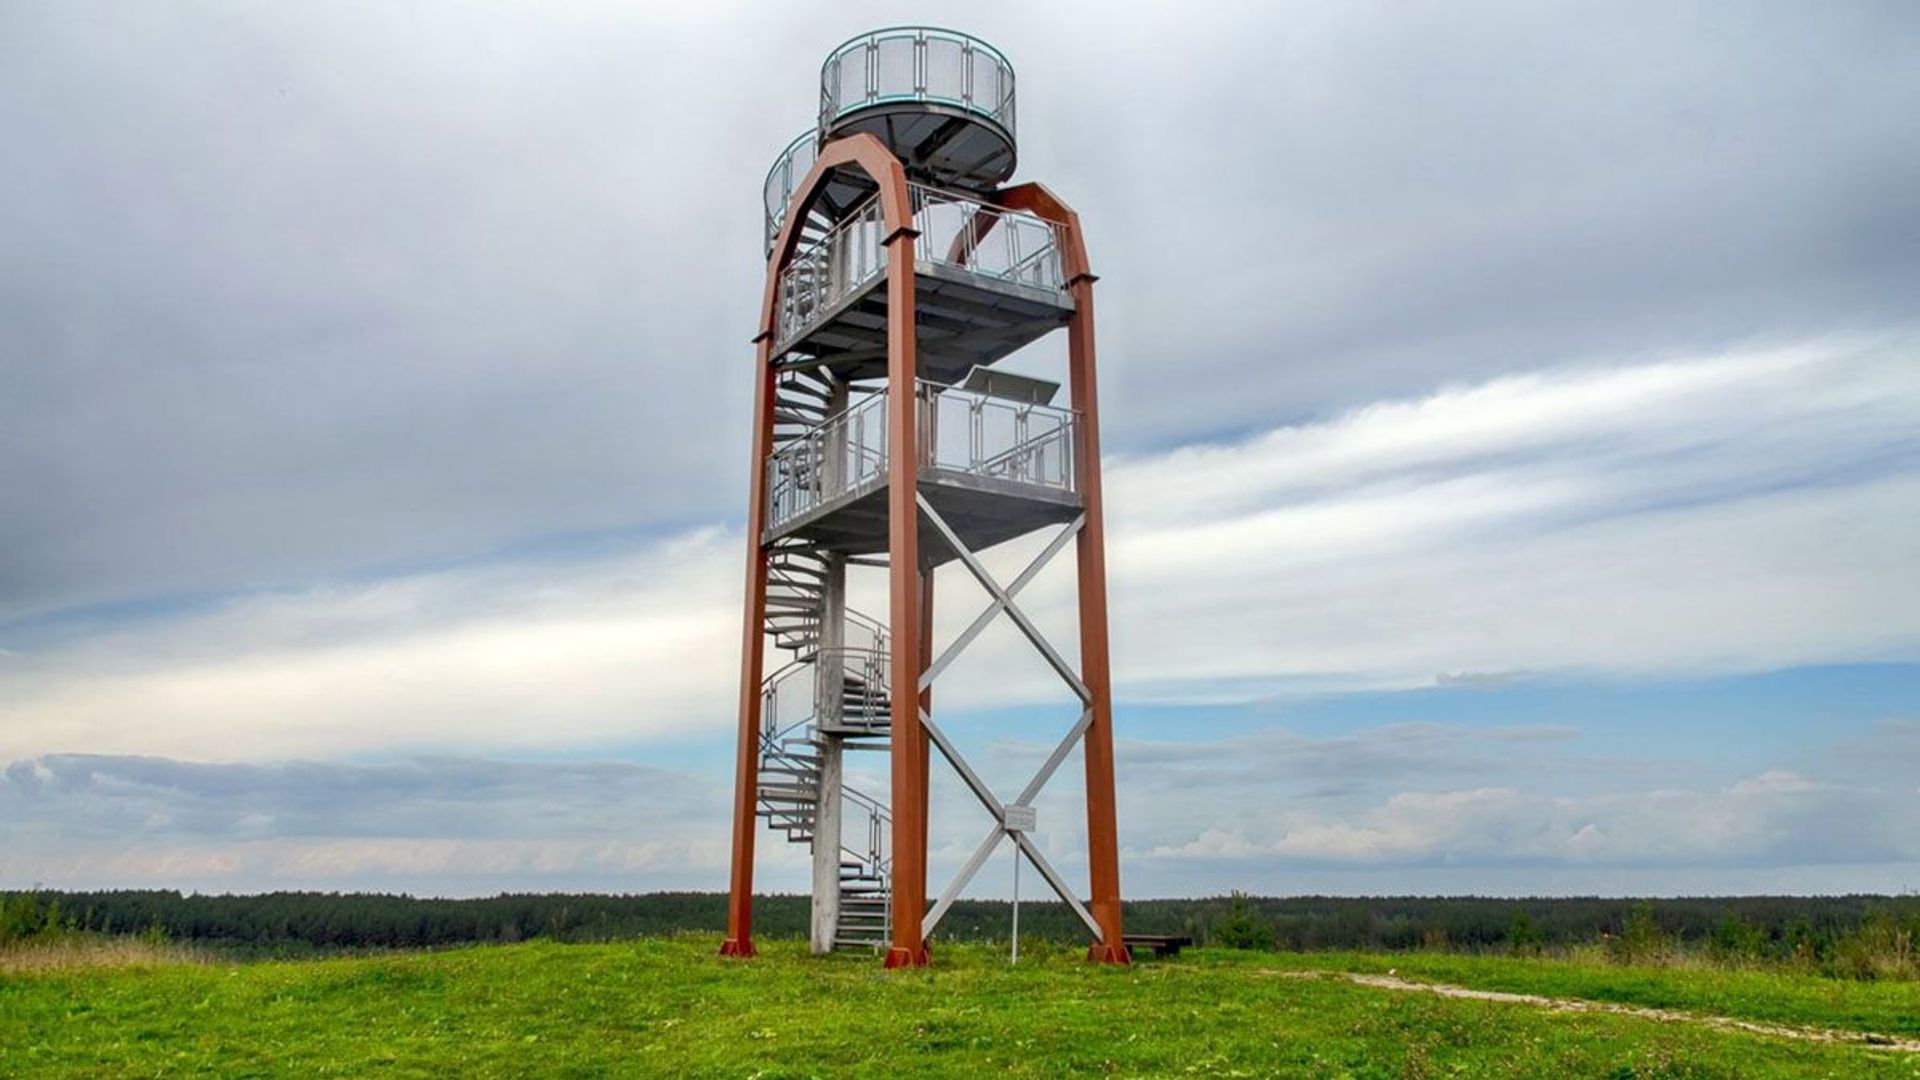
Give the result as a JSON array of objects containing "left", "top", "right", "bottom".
[
  {"left": 815, "top": 644, "right": 889, "bottom": 727},
  {"left": 758, "top": 646, "right": 892, "bottom": 884},
  {"left": 842, "top": 783, "right": 891, "bottom": 882},
  {"left": 766, "top": 380, "right": 1078, "bottom": 532},
  {"left": 775, "top": 194, "right": 888, "bottom": 348},
  {"left": 759, "top": 658, "right": 815, "bottom": 751},
  {"left": 820, "top": 27, "right": 1015, "bottom": 140},
  {"left": 773, "top": 185, "right": 1068, "bottom": 350},
  {"left": 762, "top": 130, "right": 820, "bottom": 255},
  {"left": 910, "top": 182, "right": 1067, "bottom": 294},
  {"left": 919, "top": 381, "right": 1077, "bottom": 491},
  {"left": 766, "top": 389, "right": 890, "bottom": 529}
]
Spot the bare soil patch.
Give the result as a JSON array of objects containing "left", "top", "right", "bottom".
[{"left": 1263, "top": 968, "right": 1920, "bottom": 1052}]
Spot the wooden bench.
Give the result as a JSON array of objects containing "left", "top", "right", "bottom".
[{"left": 1122, "top": 933, "right": 1193, "bottom": 959}]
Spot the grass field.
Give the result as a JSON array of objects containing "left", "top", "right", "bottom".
[{"left": 3, "top": 936, "right": 1917, "bottom": 1078}]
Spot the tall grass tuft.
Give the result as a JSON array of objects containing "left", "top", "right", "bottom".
[{"left": 1, "top": 892, "right": 202, "bottom": 973}]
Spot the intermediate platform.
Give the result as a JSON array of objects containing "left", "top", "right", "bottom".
[
  {"left": 771, "top": 183, "right": 1074, "bottom": 385},
  {"left": 763, "top": 377, "right": 1081, "bottom": 563}
]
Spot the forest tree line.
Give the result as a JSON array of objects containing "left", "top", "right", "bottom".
[{"left": 6, "top": 889, "right": 1916, "bottom": 974}]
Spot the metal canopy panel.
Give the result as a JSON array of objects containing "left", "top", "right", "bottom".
[{"left": 959, "top": 366, "right": 1059, "bottom": 405}]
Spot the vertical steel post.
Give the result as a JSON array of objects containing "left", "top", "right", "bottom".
[
  {"left": 734, "top": 133, "right": 920, "bottom": 967},
  {"left": 1011, "top": 846, "right": 1021, "bottom": 965},
  {"left": 1068, "top": 274, "right": 1130, "bottom": 965},
  {"left": 721, "top": 334, "right": 779, "bottom": 959},
  {"left": 882, "top": 217, "right": 930, "bottom": 969}
]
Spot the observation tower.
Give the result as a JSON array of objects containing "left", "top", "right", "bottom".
[{"left": 722, "top": 27, "right": 1127, "bottom": 967}]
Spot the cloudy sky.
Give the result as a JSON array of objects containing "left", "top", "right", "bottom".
[{"left": 3, "top": 1, "right": 1917, "bottom": 900}]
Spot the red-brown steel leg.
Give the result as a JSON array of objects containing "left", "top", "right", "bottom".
[
  {"left": 882, "top": 226, "right": 930, "bottom": 969},
  {"left": 1067, "top": 278, "right": 1130, "bottom": 965},
  {"left": 722, "top": 336, "right": 779, "bottom": 959}
]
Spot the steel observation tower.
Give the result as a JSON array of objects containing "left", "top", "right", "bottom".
[{"left": 722, "top": 27, "right": 1127, "bottom": 967}]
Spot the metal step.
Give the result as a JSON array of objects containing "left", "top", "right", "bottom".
[
  {"left": 767, "top": 554, "right": 830, "bottom": 575},
  {"left": 778, "top": 379, "right": 834, "bottom": 402},
  {"left": 764, "top": 594, "right": 823, "bottom": 609},
  {"left": 834, "top": 879, "right": 892, "bottom": 953}
]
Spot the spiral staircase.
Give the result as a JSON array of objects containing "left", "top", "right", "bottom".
[{"left": 753, "top": 373, "right": 895, "bottom": 949}]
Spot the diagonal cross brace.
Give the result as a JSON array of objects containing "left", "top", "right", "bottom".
[
  {"left": 916, "top": 494, "right": 1090, "bottom": 704},
  {"left": 920, "top": 514, "right": 1083, "bottom": 693},
  {"left": 920, "top": 708, "right": 1102, "bottom": 940},
  {"left": 910, "top": 495, "right": 1105, "bottom": 942}
]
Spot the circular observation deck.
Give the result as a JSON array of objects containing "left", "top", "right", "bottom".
[
  {"left": 762, "top": 28, "right": 1019, "bottom": 256},
  {"left": 819, "top": 27, "right": 1017, "bottom": 191}
]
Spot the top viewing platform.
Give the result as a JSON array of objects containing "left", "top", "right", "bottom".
[
  {"left": 765, "top": 28, "right": 1019, "bottom": 253},
  {"left": 820, "top": 27, "right": 1017, "bottom": 191}
]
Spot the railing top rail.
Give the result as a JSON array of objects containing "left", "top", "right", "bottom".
[
  {"left": 823, "top": 25, "right": 1014, "bottom": 76},
  {"left": 762, "top": 657, "right": 813, "bottom": 687},
  {"left": 843, "top": 609, "right": 891, "bottom": 650},
  {"left": 765, "top": 388, "right": 887, "bottom": 460},
  {"left": 815, "top": 641, "right": 887, "bottom": 656},
  {"left": 918, "top": 378, "right": 1081, "bottom": 420},
  {"left": 768, "top": 380, "right": 1080, "bottom": 455},
  {"left": 905, "top": 180, "right": 1067, "bottom": 230},
  {"left": 820, "top": 26, "right": 1015, "bottom": 136},
  {"left": 842, "top": 783, "right": 891, "bottom": 822}
]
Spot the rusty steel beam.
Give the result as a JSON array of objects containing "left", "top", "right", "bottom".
[
  {"left": 724, "top": 132, "right": 916, "bottom": 961},
  {"left": 881, "top": 190, "right": 929, "bottom": 969},
  {"left": 1065, "top": 261, "right": 1129, "bottom": 966},
  {"left": 719, "top": 330, "right": 777, "bottom": 960},
  {"left": 992, "top": 181, "right": 1128, "bottom": 964}
]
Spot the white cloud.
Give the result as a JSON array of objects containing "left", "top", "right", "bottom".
[
  {"left": 1091, "top": 334, "right": 1920, "bottom": 700},
  {"left": 1, "top": 336, "right": 1916, "bottom": 761},
  {"left": 1138, "top": 771, "right": 1917, "bottom": 869},
  {"left": 0, "top": 531, "right": 741, "bottom": 761}
]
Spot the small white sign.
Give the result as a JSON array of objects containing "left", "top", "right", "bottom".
[{"left": 1003, "top": 804, "right": 1037, "bottom": 833}]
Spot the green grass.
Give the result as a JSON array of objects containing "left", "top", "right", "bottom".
[{"left": 3, "top": 935, "right": 1918, "bottom": 1079}]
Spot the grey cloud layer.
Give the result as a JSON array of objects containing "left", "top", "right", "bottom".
[
  {"left": 1, "top": 754, "right": 738, "bottom": 894},
  {"left": 1113, "top": 721, "right": 1920, "bottom": 881},
  {"left": 4, "top": 1, "right": 1916, "bottom": 622},
  {"left": 3, "top": 754, "right": 715, "bottom": 841},
  {"left": 2, "top": 338, "right": 1912, "bottom": 762},
  {"left": 6, "top": 719, "right": 1915, "bottom": 895},
  {"left": 5, "top": 1, "right": 1917, "bottom": 898}
]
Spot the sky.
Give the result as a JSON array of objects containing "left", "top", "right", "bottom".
[{"left": 3, "top": 1, "right": 1918, "bottom": 900}]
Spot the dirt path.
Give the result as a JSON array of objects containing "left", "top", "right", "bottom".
[{"left": 1261, "top": 969, "right": 1920, "bottom": 1053}]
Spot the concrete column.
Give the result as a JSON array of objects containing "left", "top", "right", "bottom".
[
  {"left": 808, "top": 719, "right": 845, "bottom": 953},
  {"left": 809, "top": 508, "right": 849, "bottom": 953}
]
